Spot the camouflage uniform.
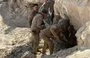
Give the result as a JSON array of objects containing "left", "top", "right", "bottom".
[
  {"left": 40, "top": 26, "right": 54, "bottom": 54},
  {"left": 31, "top": 13, "right": 45, "bottom": 55},
  {"left": 50, "top": 19, "right": 77, "bottom": 52},
  {"left": 40, "top": 19, "right": 77, "bottom": 54}
]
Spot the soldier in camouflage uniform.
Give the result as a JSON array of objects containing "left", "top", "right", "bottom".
[
  {"left": 30, "top": 9, "right": 48, "bottom": 57},
  {"left": 50, "top": 19, "right": 77, "bottom": 53},
  {"left": 40, "top": 18, "right": 77, "bottom": 54}
]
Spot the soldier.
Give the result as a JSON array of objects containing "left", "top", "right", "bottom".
[
  {"left": 50, "top": 19, "right": 77, "bottom": 52},
  {"left": 40, "top": 19, "right": 69, "bottom": 55},
  {"left": 28, "top": 4, "right": 38, "bottom": 27},
  {"left": 50, "top": 19, "right": 70, "bottom": 41},
  {"left": 30, "top": 9, "right": 48, "bottom": 57},
  {"left": 40, "top": 26, "right": 54, "bottom": 55},
  {"left": 40, "top": 19, "right": 77, "bottom": 54}
]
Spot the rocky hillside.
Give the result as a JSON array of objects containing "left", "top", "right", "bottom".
[{"left": 0, "top": 0, "right": 90, "bottom": 58}]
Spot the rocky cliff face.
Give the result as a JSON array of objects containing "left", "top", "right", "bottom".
[
  {"left": 0, "top": 0, "right": 90, "bottom": 58},
  {"left": 54, "top": 0, "right": 90, "bottom": 30},
  {"left": 0, "top": 16, "right": 34, "bottom": 58},
  {"left": 76, "top": 21, "right": 90, "bottom": 50},
  {"left": 0, "top": 1, "right": 34, "bottom": 58},
  {"left": 0, "top": 2, "right": 29, "bottom": 27}
]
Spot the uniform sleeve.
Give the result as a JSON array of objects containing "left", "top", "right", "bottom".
[{"left": 36, "top": 15, "right": 44, "bottom": 30}]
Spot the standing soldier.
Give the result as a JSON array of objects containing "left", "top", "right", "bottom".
[
  {"left": 28, "top": 4, "right": 38, "bottom": 27},
  {"left": 30, "top": 9, "right": 48, "bottom": 57},
  {"left": 40, "top": 26, "right": 54, "bottom": 55}
]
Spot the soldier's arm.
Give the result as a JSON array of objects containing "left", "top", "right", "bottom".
[
  {"left": 37, "top": 16, "right": 45, "bottom": 30},
  {"left": 28, "top": 14, "right": 34, "bottom": 27},
  {"left": 50, "top": 25, "right": 60, "bottom": 41},
  {"left": 28, "top": 10, "right": 35, "bottom": 20}
]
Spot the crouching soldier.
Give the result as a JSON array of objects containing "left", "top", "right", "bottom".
[
  {"left": 40, "top": 19, "right": 69, "bottom": 55},
  {"left": 50, "top": 19, "right": 77, "bottom": 52},
  {"left": 30, "top": 9, "right": 48, "bottom": 57},
  {"left": 40, "top": 19, "right": 77, "bottom": 54}
]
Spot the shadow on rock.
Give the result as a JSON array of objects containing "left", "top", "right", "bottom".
[{"left": 5, "top": 44, "right": 35, "bottom": 58}]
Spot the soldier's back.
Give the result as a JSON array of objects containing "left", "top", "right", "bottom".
[{"left": 31, "top": 13, "right": 43, "bottom": 31}]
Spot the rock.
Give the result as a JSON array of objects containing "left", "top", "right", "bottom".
[
  {"left": 0, "top": 1, "right": 29, "bottom": 28},
  {"left": 23, "top": 0, "right": 43, "bottom": 3},
  {"left": 0, "top": 24, "right": 34, "bottom": 58},
  {"left": 76, "top": 21, "right": 90, "bottom": 50},
  {"left": 41, "top": 46, "right": 78, "bottom": 58},
  {"left": 6, "top": 45, "right": 34, "bottom": 58},
  {"left": 0, "top": 25, "right": 32, "bottom": 47},
  {"left": 0, "top": 14, "right": 5, "bottom": 27},
  {"left": 0, "top": 1, "right": 40, "bottom": 58},
  {"left": 54, "top": 0, "right": 90, "bottom": 30},
  {"left": 5, "top": 0, "right": 90, "bottom": 30},
  {"left": 1, "top": 0, "right": 90, "bottom": 58},
  {"left": 66, "top": 49, "right": 90, "bottom": 58},
  {"left": 0, "top": 44, "right": 35, "bottom": 58}
]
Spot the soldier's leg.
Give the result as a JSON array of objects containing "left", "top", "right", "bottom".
[
  {"left": 40, "top": 30, "right": 47, "bottom": 55},
  {"left": 44, "top": 37, "right": 54, "bottom": 55},
  {"left": 42, "top": 40, "right": 48, "bottom": 54},
  {"left": 40, "top": 28, "right": 54, "bottom": 55},
  {"left": 31, "top": 31, "right": 40, "bottom": 55}
]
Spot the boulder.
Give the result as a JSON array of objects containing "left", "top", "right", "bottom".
[
  {"left": 41, "top": 46, "right": 78, "bottom": 58},
  {"left": 0, "top": 23, "right": 34, "bottom": 58},
  {"left": 0, "top": 14, "right": 4, "bottom": 27},
  {"left": 23, "top": 0, "right": 43, "bottom": 3},
  {"left": 76, "top": 21, "right": 90, "bottom": 50},
  {"left": 1, "top": 0, "right": 90, "bottom": 58},
  {"left": 0, "top": 1, "right": 29, "bottom": 28},
  {"left": 66, "top": 49, "right": 90, "bottom": 58},
  {"left": 3, "top": 0, "right": 90, "bottom": 30},
  {"left": 0, "top": 1, "right": 44, "bottom": 58},
  {"left": 54, "top": 0, "right": 90, "bottom": 30}
]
